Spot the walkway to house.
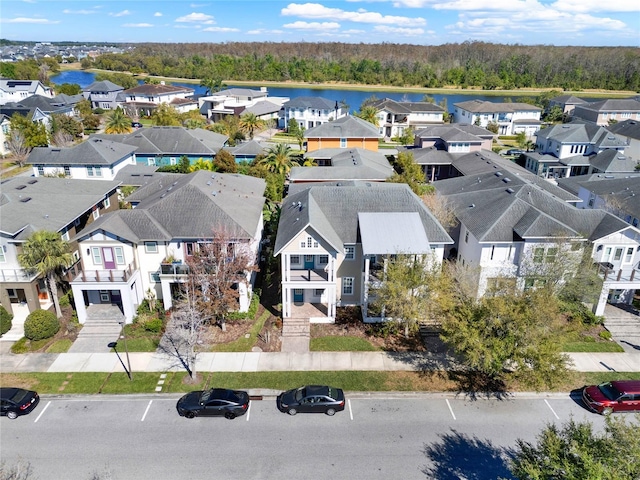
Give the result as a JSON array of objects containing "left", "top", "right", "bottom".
[
  {"left": 604, "top": 303, "right": 640, "bottom": 354},
  {"left": 67, "top": 305, "right": 124, "bottom": 353},
  {"left": 281, "top": 318, "right": 310, "bottom": 353}
]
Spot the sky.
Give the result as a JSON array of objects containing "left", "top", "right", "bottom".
[{"left": 1, "top": 0, "right": 639, "bottom": 47}]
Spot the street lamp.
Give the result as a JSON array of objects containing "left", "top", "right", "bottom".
[
  {"left": 108, "top": 341, "right": 132, "bottom": 381},
  {"left": 118, "top": 321, "right": 133, "bottom": 380}
]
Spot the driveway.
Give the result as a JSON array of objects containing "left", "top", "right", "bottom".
[{"left": 604, "top": 303, "right": 640, "bottom": 353}]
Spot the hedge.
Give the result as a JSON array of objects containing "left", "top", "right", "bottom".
[
  {"left": 0, "top": 305, "right": 13, "bottom": 336},
  {"left": 24, "top": 310, "right": 60, "bottom": 341}
]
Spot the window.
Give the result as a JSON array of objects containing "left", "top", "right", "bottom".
[
  {"left": 103, "top": 196, "right": 111, "bottom": 209},
  {"left": 145, "top": 242, "right": 158, "bottom": 253},
  {"left": 314, "top": 289, "right": 324, "bottom": 296},
  {"left": 73, "top": 250, "right": 79, "bottom": 261},
  {"left": 170, "top": 157, "right": 177, "bottom": 165},
  {"left": 464, "top": 231, "right": 469, "bottom": 243},
  {"left": 307, "top": 236, "right": 313, "bottom": 248},
  {"left": 290, "top": 255, "right": 300, "bottom": 264},
  {"left": 114, "top": 247, "right": 125, "bottom": 265},
  {"left": 91, "top": 247, "right": 102, "bottom": 265},
  {"left": 148, "top": 158, "right": 156, "bottom": 166},
  {"left": 533, "top": 247, "right": 545, "bottom": 264},
  {"left": 185, "top": 242, "right": 195, "bottom": 256},
  {"left": 524, "top": 278, "right": 535, "bottom": 291},
  {"left": 546, "top": 248, "right": 557, "bottom": 263},
  {"left": 87, "top": 166, "right": 94, "bottom": 177},
  {"left": 37, "top": 165, "right": 44, "bottom": 176},
  {"left": 344, "top": 246, "right": 355, "bottom": 260},
  {"left": 95, "top": 167, "right": 102, "bottom": 177},
  {"left": 92, "top": 208, "right": 99, "bottom": 220},
  {"left": 0, "top": 246, "right": 5, "bottom": 263},
  {"left": 340, "top": 138, "right": 347, "bottom": 148},
  {"left": 318, "top": 255, "right": 328, "bottom": 265},
  {"left": 342, "top": 277, "right": 354, "bottom": 295},
  {"left": 63, "top": 165, "right": 71, "bottom": 177},
  {"left": 150, "top": 272, "right": 160, "bottom": 282},
  {"left": 61, "top": 230, "right": 70, "bottom": 241},
  {"left": 625, "top": 247, "right": 633, "bottom": 262}
]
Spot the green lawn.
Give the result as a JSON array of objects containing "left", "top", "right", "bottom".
[
  {"left": 211, "top": 310, "right": 271, "bottom": 352},
  {"left": 562, "top": 341, "right": 625, "bottom": 353},
  {"left": 310, "top": 336, "right": 378, "bottom": 352}
]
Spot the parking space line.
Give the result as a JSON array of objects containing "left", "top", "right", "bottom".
[
  {"left": 34, "top": 401, "right": 51, "bottom": 423},
  {"left": 348, "top": 399, "right": 353, "bottom": 420},
  {"left": 446, "top": 399, "right": 456, "bottom": 420},
  {"left": 141, "top": 400, "right": 153, "bottom": 422},
  {"left": 544, "top": 399, "right": 559, "bottom": 419},
  {"left": 246, "top": 402, "right": 251, "bottom": 422}
]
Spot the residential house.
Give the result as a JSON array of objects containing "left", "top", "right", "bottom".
[
  {"left": 241, "top": 100, "right": 284, "bottom": 124},
  {"left": 369, "top": 98, "right": 444, "bottom": 139},
  {"left": 291, "top": 148, "right": 394, "bottom": 183},
  {"left": 304, "top": 115, "right": 381, "bottom": 153},
  {"left": 453, "top": 100, "right": 542, "bottom": 136},
  {"left": 523, "top": 122, "right": 630, "bottom": 179},
  {"left": 5, "top": 94, "right": 76, "bottom": 118},
  {"left": 433, "top": 171, "right": 640, "bottom": 315},
  {"left": 607, "top": 119, "right": 640, "bottom": 159},
  {"left": 70, "top": 171, "right": 266, "bottom": 324},
  {"left": 1, "top": 114, "right": 11, "bottom": 156},
  {"left": 82, "top": 80, "right": 124, "bottom": 110},
  {"left": 280, "top": 96, "right": 346, "bottom": 130},
  {"left": 547, "top": 95, "right": 589, "bottom": 116},
  {"left": 228, "top": 140, "right": 267, "bottom": 163},
  {"left": 94, "top": 127, "right": 228, "bottom": 167},
  {"left": 0, "top": 177, "right": 120, "bottom": 318},
  {"left": 0, "top": 103, "right": 51, "bottom": 129},
  {"left": 0, "top": 79, "right": 54, "bottom": 105},
  {"left": 199, "top": 88, "right": 287, "bottom": 122},
  {"left": 274, "top": 182, "right": 453, "bottom": 322},
  {"left": 123, "top": 82, "right": 196, "bottom": 115},
  {"left": 28, "top": 137, "right": 137, "bottom": 180},
  {"left": 572, "top": 98, "right": 640, "bottom": 126}
]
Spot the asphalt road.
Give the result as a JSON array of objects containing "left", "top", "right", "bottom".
[{"left": 0, "top": 392, "right": 609, "bottom": 480}]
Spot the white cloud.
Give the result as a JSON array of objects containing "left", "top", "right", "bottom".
[
  {"left": 247, "top": 28, "right": 285, "bottom": 34},
  {"left": 284, "top": 21, "right": 341, "bottom": 29},
  {"left": 202, "top": 26, "right": 240, "bottom": 32},
  {"left": 281, "top": 3, "right": 426, "bottom": 26},
  {"left": 3, "top": 17, "right": 59, "bottom": 24},
  {"left": 551, "top": 0, "right": 640, "bottom": 12},
  {"left": 62, "top": 9, "right": 98, "bottom": 14},
  {"left": 110, "top": 10, "right": 131, "bottom": 17},
  {"left": 123, "top": 23, "right": 154, "bottom": 28},
  {"left": 374, "top": 25, "right": 424, "bottom": 35},
  {"left": 154, "top": 12, "right": 163, "bottom": 17},
  {"left": 175, "top": 12, "right": 215, "bottom": 24}
]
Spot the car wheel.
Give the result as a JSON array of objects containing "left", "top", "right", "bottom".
[
  {"left": 602, "top": 407, "right": 614, "bottom": 416},
  {"left": 288, "top": 408, "right": 297, "bottom": 416},
  {"left": 7, "top": 411, "right": 18, "bottom": 420},
  {"left": 325, "top": 408, "right": 336, "bottom": 416},
  {"left": 225, "top": 412, "right": 236, "bottom": 420},
  {"left": 185, "top": 411, "right": 195, "bottom": 419}
]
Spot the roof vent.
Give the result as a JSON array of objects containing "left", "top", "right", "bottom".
[
  {"left": 503, "top": 177, "right": 511, "bottom": 183},
  {"left": 15, "top": 185, "right": 27, "bottom": 190},
  {"left": 172, "top": 181, "right": 178, "bottom": 186},
  {"left": 206, "top": 181, "right": 212, "bottom": 186},
  {"left": 506, "top": 188, "right": 515, "bottom": 194},
  {"left": 20, "top": 197, "right": 32, "bottom": 203},
  {"left": 211, "top": 191, "right": 217, "bottom": 196},
  {"left": 160, "top": 193, "right": 166, "bottom": 198},
  {"left": 28, "top": 179, "right": 37, "bottom": 184},
  {"left": 495, "top": 171, "right": 503, "bottom": 177},
  {"left": 469, "top": 203, "right": 475, "bottom": 208}
]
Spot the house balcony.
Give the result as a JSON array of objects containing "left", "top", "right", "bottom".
[
  {"left": 159, "top": 263, "right": 190, "bottom": 276},
  {"left": 72, "top": 262, "right": 138, "bottom": 284},
  {"left": 286, "top": 268, "right": 329, "bottom": 282},
  {"left": 597, "top": 263, "right": 640, "bottom": 283},
  {"left": 0, "top": 268, "right": 39, "bottom": 283}
]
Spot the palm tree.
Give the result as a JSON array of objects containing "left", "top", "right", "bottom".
[
  {"left": 259, "top": 143, "right": 299, "bottom": 175},
  {"left": 200, "top": 77, "right": 226, "bottom": 95},
  {"left": 18, "top": 231, "right": 73, "bottom": 318},
  {"left": 355, "top": 105, "right": 379, "bottom": 127},
  {"left": 239, "top": 112, "right": 264, "bottom": 139},
  {"left": 104, "top": 107, "right": 132, "bottom": 134}
]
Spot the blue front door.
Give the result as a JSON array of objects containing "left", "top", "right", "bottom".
[
  {"left": 304, "top": 255, "right": 314, "bottom": 269},
  {"left": 293, "top": 289, "right": 304, "bottom": 302}
]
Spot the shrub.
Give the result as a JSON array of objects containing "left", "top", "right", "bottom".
[
  {"left": 560, "top": 301, "right": 604, "bottom": 326},
  {"left": 93, "top": 107, "right": 105, "bottom": 114},
  {"left": 10, "top": 337, "right": 29, "bottom": 354},
  {"left": 0, "top": 305, "right": 13, "bottom": 335},
  {"left": 599, "top": 330, "right": 612, "bottom": 341},
  {"left": 143, "top": 317, "right": 164, "bottom": 333},
  {"left": 226, "top": 293, "right": 260, "bottom": 321},
  {"left": 58, "top": 292, "right": 73, "bottom": 308},
  {"left": 24, "top": 310, "right": 60, "bottom": 341}
]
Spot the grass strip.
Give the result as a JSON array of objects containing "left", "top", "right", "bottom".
[
  {"left": 211, "top": 310, "right": 271, "bottom": 352},
  {"left": 310, "top": 336, "right": 378, "bottom": 352}
]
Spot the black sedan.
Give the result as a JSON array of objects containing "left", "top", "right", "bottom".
[
  {"left": 176, "top": 388, "right": 249, "bottom": 419},
  {"left": 0, "top": 388, "right": 40, "bottom": 419},
  {"left": 277, "top": 385, "right": 345, "bottom": 416}
]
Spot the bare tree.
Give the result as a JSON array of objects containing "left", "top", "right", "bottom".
[
  {"left": 0, "top": 460, "right": 36, "bottom": 480},
  {"left": 51, "top": 130, "right": 74, "bottom": 148},
  {"left": 421, "top": 192, "right": 459, "bottom": 231},
  {"left": 6, "top": 130, "right": 31, "bottom": 167}
]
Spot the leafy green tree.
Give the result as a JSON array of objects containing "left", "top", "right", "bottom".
[
  {"left": 213, "top": 149, "right": 238, "bottom": 173},
  {"left": 515, "top": 131, "right": 528, "bottom": 149},
  {"left": 0, "top": 305, "right": 13, "bottom": 336},
  {"left": 355, "top": 105, "right": 379, "bottom": 127},
  {"left": 287, "top": 118, "right": 301, "bottom": 136},
  {"left": 239, "top": 112, "right": 264, "bottom": 139},
  {"left": 81, "top": 113, "right": 101, "bottom": 132},
  {"left": 0, "top": 62, "right": 17, "bottom": 79},
  {"left": 55, "top": 83, "right": 82, "bottom": 95},
  {"left": 200, "top": 77, "right": 226, "bottom": 95},
  {"left": 105, "top": 107, "right": 132, "bottom": 134},
  {"left": 80, "top": 57, "right": 93, "bottom": 70},
  {"left": 51, "top": 114, "right": 83, "bottom": 139},
  {"left": 18, "top": 231, "right": 73, "bottom": 318},
  {"left": 388, "top": 151, "right": 429, "bottom": 195},
  {"left": 259, "top": 143, "right": 298, "bottom": 175},
  {"left": 151, "top": 104, "right": 181, "bottom": 126},
  {"left": 510, "top": 415, "right": 640, "bottom": 480},
  {"left": 189, "top": 158, "right": 214, "bottom": 172},
  {"left": 544, "top": 105, "right": 564, "bottom": 123},
  {"left": 76, "top": 99, "right": 93, "bottom": 117},
  {"left": 486, "top": 121, "right": 499, "bottom": 134},
  {"left": 180, "top": 110, "right": 206, "bottom": 129},
  {"left": 209, "top": 116, "right": 244, "bottom": 145},
  {"left": 9, "top": 114, "right": 49, "bottom": 148},
  {"left": 397, "top": 127, "right": 414, "bottom": 146},
  {"left": 94, "top": 72, "right": 137, "bottom": 89}
]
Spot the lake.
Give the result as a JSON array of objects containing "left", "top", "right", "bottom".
[{"left": 50, "top": 70, "right": 596, "bottom": 113}]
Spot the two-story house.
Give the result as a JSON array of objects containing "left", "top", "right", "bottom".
[
  {"left": 433, "top": 171, "right": 640, "bottom": 315},
  {"left": 0, "top": 177, "right": 120, "bottom": 318},
  {"left": 607, "top": 119, "right": 640, "bottom": 159},
  {"left": 304, "top": 115, "right": 381, "bottom": 153},
  {"left": 124, "top": 82, "right": 196, "bottom": 115},
  {"left": 572, "top": 98, "right": 640, "bottom": 126},
  {"left": 547, "top": 95, "right": 589, "bottom": 116},
  {"left": 199, "top": 88, "right": 288, "bottom": 122},
  {"left": 453, "top": 100, "right": 542, "bottom": 136},
  {"left": 280, "top": 96, "right": 347, "bottom": 130},
  {"left": 82, "top": 80, "right": 125, "bottom": 110},
  {"left": 369, "top": 98, "right": 444, "bottom": 139},
  {"left": 28, "top": 137, "right": 138, "bottom": 180},
  {"left": 0, "top": 79, "right": 54, "bottom": 105},
  {"left": 274, "top": 182, "right": 453, "bottom": 323},
  {"left": 70, "top": 171, "right": 266, "bottom": 324}
]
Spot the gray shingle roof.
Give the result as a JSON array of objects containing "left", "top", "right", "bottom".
[
  {"left": 415, "top": 123, "right": 495, "bottom": 139},
  {"left": 559, "top": 175, "right": 640, "bottom": 219},
  {"left": 590, "top": 150, "right": 639, "bottom": 173},
  {"left": 607, "top": 119, "right": 640, "bottom": 141},
  {"left": 284, "top": 96, "right": 337, "bottom": 110},
  {"left": 27, "top": 137, "right": 137, "bottom": 166},
  {"left": 79, "top": 171, "right": 266, "bottom": 242},
  {"left": 242, "top": 100, "right": 282, "bottom": 116},
  {"left": 575, "top": 98, "right": 640, "bottom": 113},
  {"left": 274, "top": 182, "right": 453, "bottom": 255},
  {"left": 84, "top": 80, "right": 123, "bottom": 92},
  {"left": 124, "top": 84, "right": 193, "bottom": 95},
  {"left": 229, "top": 140, "right": 267, "bottom": 156},
  {"left": 536, "top": 122, "right": 626, "bottom": 148},
  {"left": 454, "top": 100, "right": 542, "bottom": 113},
  {"left": 290, "top": 148, "right": 393, "bottom": 182},
  {"left": 0, "top": 177, "right": 120, "bottom": 237},
  {"left": 549, "top": 95, "right": 588, "bottom": 105},
  {"left": 94, "top": 127, "right": 228, "bottom": 155},
  {"left": 304, "top": 115, "right": 380, "bottom": 139},
  {"left": 113, "top": 164, "right": 160, "bottom": 186}
]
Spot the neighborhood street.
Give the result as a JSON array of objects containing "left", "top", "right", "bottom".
[{"left": 0, "top": 393, "right": 611, "bottom": 480}]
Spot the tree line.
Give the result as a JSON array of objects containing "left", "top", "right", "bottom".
[{"left": 81, "top": 41, "right": 640, "bottom": 92}]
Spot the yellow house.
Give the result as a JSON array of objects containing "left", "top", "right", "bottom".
[{"left": 304, "top": 115, "right": 380, "bottom": 153}]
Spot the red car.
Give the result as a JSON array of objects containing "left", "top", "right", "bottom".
[{"left": 582, "top": 380, "right": 640, "bottom": 415}]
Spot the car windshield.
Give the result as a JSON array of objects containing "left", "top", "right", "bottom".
[
  {"left": 201, "top": 389, "right": 239, "bottom": 403},
  {"left": 327, "top": 387, "right": 338, "bottom": 400},
  {"left": 598, "top": 382, "right": 622, "bottom": 400}
]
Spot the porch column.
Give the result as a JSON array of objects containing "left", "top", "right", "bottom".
[
  {"left": 594, "top": 285, "right": 609, "bottom": 316},
  {"left": 120, "top": 286, "right": 136, "bottom": 324},
  {"left": 161, "top": 280, "right": 173, "bottom": 310},
  {"left": 282, "top": 287, "right": 290, "bottom": 318},
  {"left": 71, "top": 284, "right": 88, "bottom": 324}
]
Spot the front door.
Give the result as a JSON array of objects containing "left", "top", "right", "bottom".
[
  {"left": 102, "top": 247, "right": 116, "bottom": 269},
  {"left": 293, "top": 289, "right": 303, "bottom": 303},
  {"left": 304, "top": 255, "right": 314, "bottom": 269}
]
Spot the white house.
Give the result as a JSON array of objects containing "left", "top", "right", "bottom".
[
  {"left": 280, "top": 96, "right": 347, "bottom": 130},
  {"left": 124, "top": 82, "right": 196, "bottom": 115},
  {"left": 199, "top": 88, "right": 288, "bottom": 122},
  {"left": 0, "top": 79, "right": 54, "bottom": 105},
  {"left": 370, "top": 98, "right": 444, "bottom": 139},
  {"left": 453, "top": 100, "right": 542, "bottom": 136}
]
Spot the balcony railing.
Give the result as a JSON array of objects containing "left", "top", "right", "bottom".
[
  {"left": 73, "top": 262, "right": 137, "bottom": 283},
  {"left": 160, "top": 263, "right": 190, "bottom": 275},
  {"left": 597, "top": 263, "right": 640, "bottom": 283},
  {"left": 287, "top": 268, "right": 329, "bottom": 282},
  {"left": 0, "top": 268, "right": 39, "bottom": 282}
]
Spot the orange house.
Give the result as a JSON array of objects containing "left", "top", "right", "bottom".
[{"left": 304, "top": 116, "right": 380, "bottom": 153}]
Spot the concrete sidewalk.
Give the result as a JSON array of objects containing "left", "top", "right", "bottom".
[{"left": 1, "top": 350, "right": 639, "bottom": 374}]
